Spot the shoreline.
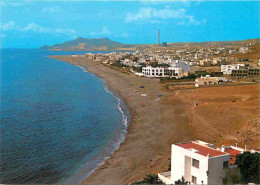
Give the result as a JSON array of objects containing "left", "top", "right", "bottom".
[
  {"left": 64, "top": 65, "right": 131, "bottom": 184},
  {"left": 49, "top": 55, "right": 194, "bottom": 184}
]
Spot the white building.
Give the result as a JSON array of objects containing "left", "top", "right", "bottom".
[
  {"left": 195, "top": 75, "right": 228, "bottom": 87},
  {"left": 164, "top": 60, "right": 190, "bottom": 73},
  {"left": 158, "top": 140, "right": 247, "bottom": 185},
  {"left": 221, "top": 64, "right": 246, "bottom": 75},
  {"left": 239, "top": 47, "right": 249, "bottom": 53},
  {"left": 142, "top": 66, "right": 184, "bottom": 78},
  {"left": 228, "top": 50, "right": 237, "bottom": 54},
  {"left": 121, "top": 59, "right": 136, "bottom": 67}
]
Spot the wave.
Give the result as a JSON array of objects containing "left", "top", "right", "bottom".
[
  {"left": 77, "top": 65, "right": 128, "bottom": 128},
  {"left": 104, "top": 84, "right": 128, "bottom": 128},
  {"left": 77, "top": 65, "right": 88, "bottom": 73},
  {"left": 65, "top": 65, "right": 130, "bottom": 184}
]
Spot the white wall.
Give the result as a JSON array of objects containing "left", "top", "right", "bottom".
[
  {"left": 221, "top": 64, "right": 245, "bottom": 74},
  {"left": 158, "top": 172, "right": 174, "bottom": 184},
  {"left": 208, "top": 155, "right": 230, "bottom": 184},
  {"left": 184, "top": 156, "right": 191, "bottom": 182},
  {"left": 171, "top": 145, "right": 209, "bottom": 184},
  {"left": 142, "top": 66, "right": 184, "bottom": 78},
  {"left": 171, "top": 145, "right": 186, "bottom": 182},
  {"left": 190, "top": 156, "right": 209, "bottom": 184},
  {"left": 171, "top": 144, "right": 230, "bottom": 184}
]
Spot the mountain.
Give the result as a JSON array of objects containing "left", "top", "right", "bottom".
[
  {"left": 40, "top": 37, "right": 260, "bottom": 51},
  {"left": 40, "top": 37, "right": 134, "bottom": 51}
]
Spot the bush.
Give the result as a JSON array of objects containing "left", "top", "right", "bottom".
[
  {"left": 235, "top": 151, "right": 260, "bottom": 183},
  {"left": 139, "top": 62, "right": 146, "bottom": 67},
  {"left": 180, "top": 74, "right": 196, "bottom": 79},
  {"left": 143, "top": 173, "right": 164, "bottom": 184},
  {"left": 196, "top": 72, "right": 210, "bottom": 77},
  {"left": 132, "top": 66, "right": 142, "bottom": 73},
  {"left": 175, "top": 176, "right": 188, "bottom": 184},
  {"left": 112, "top": 60, "right": 127, "bottom": 68},
  {"left": 225, "top": 168, "right": 242, "bottom": 184}
]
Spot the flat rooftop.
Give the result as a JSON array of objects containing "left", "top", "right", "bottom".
[{"left": 176, "top": 142, "right": 227, "bottom": 157}]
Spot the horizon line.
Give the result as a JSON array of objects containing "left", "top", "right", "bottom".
[{"left": 2, "top": 37, "right": 258, "bottom": 49}]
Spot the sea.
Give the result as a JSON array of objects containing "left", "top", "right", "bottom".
[{"left": 0, "top": 49, "right": 130, "bottom": 184}]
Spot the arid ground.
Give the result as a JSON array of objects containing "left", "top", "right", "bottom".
[{"left": 50, "top": 55, "right": 260, "bottom": 184}]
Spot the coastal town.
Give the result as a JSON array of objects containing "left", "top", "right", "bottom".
[
  {"left": 75, "top": 38, "right": 260, "bottom": 87},
  {"left": 50, "top": 38, "right": 260, "bottom": 185}
]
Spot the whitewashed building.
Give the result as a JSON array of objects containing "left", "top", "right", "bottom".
[
  {"left": 239, "top": 47, "right": 249, "bottom": 53},
  {"left": 163, "top": 60, "right": 190, "bottom": 73},
  {"left": 142, "top": 66, "right": 184, "bottom": 78},
  {"left": 221, "top": 64, "right": 246, "bottom": 75},
  {"left": 195, "top": 75, "right": 228, "bottom": 87},
  {"left": 121, "top": 59, "right": 136, "bottom": 67},
  {"left": 158, "top": 140, "right": 248, "bottom": 185}
]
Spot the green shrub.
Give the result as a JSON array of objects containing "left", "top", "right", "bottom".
[
  {"left": 143, "top": 173, "right": 164, "bottom": 184},
  {"left": 235, "top": 151, "right": 260, "bottom": 183},
  {"left": 175, "top": 176, "right": 188, "bottom": 184},
  {"left": 132, "top": 66, "right": 142, "bottom": 73},
  {"left": 225, "top": 168, "right": 242, "bottom": 184},
  {"left": 112, "top": 60, "right": 127, "bottom": 68}
]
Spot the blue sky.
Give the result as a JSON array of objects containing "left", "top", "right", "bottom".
[{"left": 0, "top": 0, "right": 259, "bottom": 48}]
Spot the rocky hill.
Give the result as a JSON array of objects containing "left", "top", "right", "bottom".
[{"left": 40, "top": 37, "right": 136, "bottom": 51}]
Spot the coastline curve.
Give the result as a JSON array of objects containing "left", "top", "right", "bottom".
[{"left": 64, "top": 64, "right": 131, "bottom": 184}]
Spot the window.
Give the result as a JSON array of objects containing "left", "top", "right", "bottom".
[
  {"left": 192, "top": 176, "right": 197, "bottom": 184},
  {"left": 223, "top": 161, "right": 229, "bottom": 169},
  {"left": 192, "top": 159, "right": 199, "bottom": 169}
]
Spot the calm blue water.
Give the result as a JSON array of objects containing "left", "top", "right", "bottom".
[{"left": 0, "top": 49, "right": 129, "bottom": 184}]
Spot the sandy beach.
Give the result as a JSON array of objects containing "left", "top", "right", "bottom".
[{"left": 49, "top": 55, "right": 260, "bottom": 184}]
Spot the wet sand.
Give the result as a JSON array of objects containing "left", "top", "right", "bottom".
[{"left": 49, "top": 55, "right": 259, "bottom": 184}]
